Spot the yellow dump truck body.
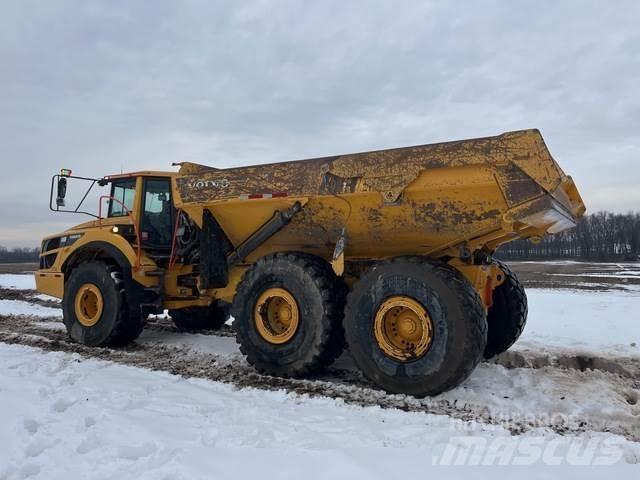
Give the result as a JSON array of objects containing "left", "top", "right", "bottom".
[
  {"left": 34, "top": 128, "right": 587, "bottom": 397},
  {"left": 174, "top": 129, "right": 584, "bottom": 262}
]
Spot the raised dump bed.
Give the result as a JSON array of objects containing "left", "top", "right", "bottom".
[{"left": 174, "top": 129, "right": 584, "bottom": 262}]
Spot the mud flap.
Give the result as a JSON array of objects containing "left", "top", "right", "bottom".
[{"left": 200, "top": 209, "right": 232, "bottom": 289}]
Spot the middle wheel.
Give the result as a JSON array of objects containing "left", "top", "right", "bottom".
[
  {"left": 231, "top": 252, "right": 346, "bottom": 377},
  {"left": 169, "top": 303, "right": 229, "bottom": 331}
]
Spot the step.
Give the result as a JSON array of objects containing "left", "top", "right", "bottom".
[{"left": 144, "top": 269, "right": 166, "bottom": 277}]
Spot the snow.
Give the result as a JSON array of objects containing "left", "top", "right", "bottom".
[
  {"left": 1, "top": 343, "right": 637, "bottom": 480},
  {"left": 522, "top": 289, "right": 640, "bottom": 354},
  {"left": 514, "top": 261, "right": 639, "bottom": 267},
  {"left": 34, "top": 294, "right": 60, "bottom": 303},
  {"left": 514, "top": 260, "right": 587, "bottom": 265},
  {"left": 550, "top": 272, "right": 640, "bottom": 278},
  {"left": 139, "top": 329, "right": 241, "bottom": 359},
  {"left": 0, "top": 274, "right": 35, "bottom": 290},
  {"left": 32, "top": 321, "right": 66, "bottom": 331},
  {"left": 0, "top": 300, "right": 61, "bottom": 318},
  {"left": 442, "top": 362, "right": 639, "bottom": 433},
  {"left": 1, "top": 272, "right": 640, "bottom": 473}
]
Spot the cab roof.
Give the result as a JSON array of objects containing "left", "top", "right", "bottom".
[{"left": 103, "top": 170, "right": 175, "bottom": 181}]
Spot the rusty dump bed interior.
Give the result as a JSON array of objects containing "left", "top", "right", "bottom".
[{"left": 173, "top": 129, "right": 585, "bottom": 260}]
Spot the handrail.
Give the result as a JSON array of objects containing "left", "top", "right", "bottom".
[{"left": 98, "top": 195, "right": 141, "bottom": 270}]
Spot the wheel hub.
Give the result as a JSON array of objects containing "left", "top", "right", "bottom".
[
  {"left": 254, "top": 288, "right": 300, "bottom": 344},
  {"left": 374, "top": 296, "right": 433, "bottom": 361},
  {"left": 74, "top": 283, "right": 104, "bottom": 327}
]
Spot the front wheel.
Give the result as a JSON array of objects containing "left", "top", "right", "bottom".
[
  {"left": 344, "top": 258, "right": 487, "bottom": 397},
  {"left": 62, "top": 261, "right": 143, "bottom": 347}
]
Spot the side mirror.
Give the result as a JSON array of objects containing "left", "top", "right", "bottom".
[{"left": 56, "top": 177, "right": 67, "bottom": 207}]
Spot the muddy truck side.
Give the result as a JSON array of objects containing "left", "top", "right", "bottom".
[{"left": 36, "top": 129, "right": 585, "bottom": 396}]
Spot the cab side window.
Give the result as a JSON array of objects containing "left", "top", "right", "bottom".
[{"left": 109, "top": 179, "right": 136, "bottom": 217}]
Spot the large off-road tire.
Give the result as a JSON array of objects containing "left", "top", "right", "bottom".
[
  {"left": 344, "top": 258, "right": 487, "bottom": 397},
  {"left": 62, "top": 261, "right": 143, "bottom": 347},
  {"left": 483, "top": 260, "right": 528, "bottom": 359},
  {"left": 231, "top": 252, "right": 346, "bottom": 377},
  {"left": 169, "top": 303, "right": 229, "bottom": 331}
]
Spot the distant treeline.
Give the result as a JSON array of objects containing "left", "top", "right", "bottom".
[
  {"left": 0, "top": 246, "right": 39, "bottom": 263},
  {"left": 497, "top": 211, "right": 640, "bottom": 261}
]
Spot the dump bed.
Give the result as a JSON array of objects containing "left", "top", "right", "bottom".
[{"left": 174, "top": 129, "right": 585, "bottom": 260}]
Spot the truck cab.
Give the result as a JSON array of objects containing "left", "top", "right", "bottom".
[
  {"left": 36, "top": 171, "right": 179, "bottom": 301},
  {"left": 106, "top": 172, "right": 176, "bottom": 254}
]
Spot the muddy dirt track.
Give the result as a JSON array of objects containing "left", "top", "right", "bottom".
[
  {"left": 0, "top": 263, "right": 38, "bottom": 274},
  {"left": 506, "top": 261, "right": 640, "bottom": 291}
]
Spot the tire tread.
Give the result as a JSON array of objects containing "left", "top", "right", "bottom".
[
  {"left": 344, "top": 257, "right": 487, "bottom": 396},
  {"left": 232, "top": 252, "right": 346, "bottom": 377},
  {"left": 484, "top": 260, "right": 527, "bottom": 358}
]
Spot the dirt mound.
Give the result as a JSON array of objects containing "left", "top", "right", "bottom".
[
  {"left": 492, "top": 349, "right": 639, "bottom": 380},
  {"left": 0, "top": 288, "right": 61, "bottom": 309}
]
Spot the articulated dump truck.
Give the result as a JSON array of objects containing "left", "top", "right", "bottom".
[{"left": 36, "top": 129, "right": 585, "bottom": 396}]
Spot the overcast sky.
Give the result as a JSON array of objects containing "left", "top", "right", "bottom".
[{"left": 1, "top": 1, "right": 639, "bottom": 247}]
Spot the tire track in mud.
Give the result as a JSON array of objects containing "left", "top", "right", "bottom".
[
  {"left": 0, "top": 288, "right": 61, "bottom": 309},
  {"left": 1, "top": 312, "right": 639, "bottom": 443},
  {"left": 145, "top": 317, "right": 236, "bottom": 338},
  {"left": 4, "top": 287, "right": 637, "bottom": 381},
  {"left": 146, "top": 316, "right": 640, "bottom": 382},
  {"left": 491, "top": 349, "right": 640, "bottom": 382},
  {"left": 3, "top": 288, "right": 638, "bottom": 380}
]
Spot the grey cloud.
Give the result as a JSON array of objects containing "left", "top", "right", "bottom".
[{"left": 1, "top": 0, "right": 639, "bottom": 247}]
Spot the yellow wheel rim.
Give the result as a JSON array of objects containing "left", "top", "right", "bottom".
[
  {"left": 374, "top": 296, "right": 433, "bottom": 361},
  {"left": 254, "top": 288, "right": 300, "bottom": 344},
  {"left": 74, "top": 283, "right": 104, "bottom": 327}
]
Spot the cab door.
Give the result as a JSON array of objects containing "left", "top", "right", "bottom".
[{"left": 140, "top": 178, "right": 174, "bottom": 251}]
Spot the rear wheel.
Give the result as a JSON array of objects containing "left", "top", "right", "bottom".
[
  {"left": 483, "top": 260, "right": 528, "bottom": 358},
  {"left": 63, "top": 261, "right": 143, "bottom": 347},
  {"left": 169, "top": 303, "right": 229, "bottom": 331},
  {"left": 231, "top": 252, "right": 346, "bottom": 377},
  {"left": 344, "top": 258, "right": 487, "bottom": 397}
]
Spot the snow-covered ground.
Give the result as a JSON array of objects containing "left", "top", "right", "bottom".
[
  {"left": 0, "top": 273, "right": 35, "bottom": 290},
  {"left": 0, "top": 299, "right": 60, "bottom": 318},
  {"left": 140, "top": 328, "right": 240, "bottom": 358},
  {"left": 519, "top": 289, "right": 639, "bottom": 355},
  {"left": 1, "top": 270, "right": 639, "bottom": 475},
  {"left": 1, "top": 343, "right": 637, "bottom": 480}
]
